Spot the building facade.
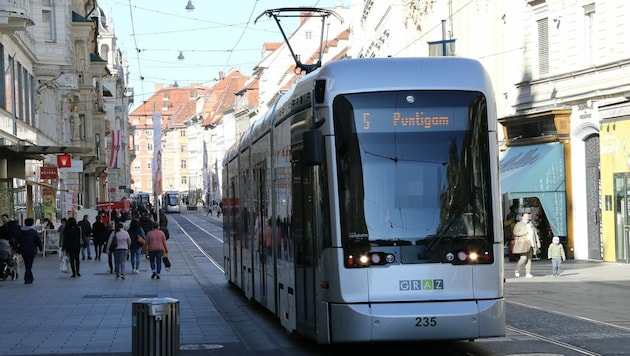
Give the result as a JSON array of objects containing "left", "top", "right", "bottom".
[{"left": 0, "top": 0, "right": 131, "bottom": 223}]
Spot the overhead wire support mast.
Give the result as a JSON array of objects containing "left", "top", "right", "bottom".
[{"left": 255, "top": 7, "right": 343, "bottom": 74}]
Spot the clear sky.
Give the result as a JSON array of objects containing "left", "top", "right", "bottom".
[{"left": 97, "top": 0, "right": 347, "bottom": 108}]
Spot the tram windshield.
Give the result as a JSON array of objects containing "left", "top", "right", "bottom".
[{"left": 333, "top": 90, "right": 491, "bottom": 247}]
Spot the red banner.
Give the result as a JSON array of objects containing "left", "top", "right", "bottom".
[
  {"left": 57, "top": 154, "right": 72, "bottom": 168},
  {"left": 40, "top": 166, "right": 58, "bottom": 179}
]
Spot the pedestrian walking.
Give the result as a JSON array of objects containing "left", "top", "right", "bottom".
[
  {"left": 18, "top": 218, "right": 43, "bottom": 284},
  {"left": 512, "top": 212, "right": 541, "bottom": 278},
  {"left": 0, "top": 213, "right": 21, "bottom": 249},
  {"left": 103, "top": 222, "right": 115, "bottom": 273},
  {"left": 127, "top": 219, "right": 145, "bottom": 273},
  {"left": 91, "top": 215, "right": 106, "bottom": 261},
  {"left": 62, "top": 217, "right": 82, "bottom": 278},
  {"left": 144, "top": 222, "right": 168, "bottom": 280},
  {"left": 57, "top": 217, "right": 67, "bottom": 249},
  {"left": 548, "top": 236, "right": 566, "bottom": 276},
  {"left": 77, "top": 214, "right": 92, "bottom": 260},
  {"left": 139, "top": 212, "right": 154, "bottom": 237},
  {"left": 106, "top": 222, "right": 131, "bottom": 280}
]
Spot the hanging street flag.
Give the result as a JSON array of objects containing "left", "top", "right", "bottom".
[
  {"left": 57, "top": 154, "right": 72, "bottom": 168},
  {"left": 109, "top": 129, "right": 121, "bottom": 169},
  {"left": 152, "top": 112, "right": 163, "bottom": 196}
]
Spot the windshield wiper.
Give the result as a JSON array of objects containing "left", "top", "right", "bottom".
[{"left": 422, "top": 186, "right": 478, "bottom": 258}]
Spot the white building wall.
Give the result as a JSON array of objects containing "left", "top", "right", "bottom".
[{"left": 507, "top": 0, "right": 630, "bottom": 260}]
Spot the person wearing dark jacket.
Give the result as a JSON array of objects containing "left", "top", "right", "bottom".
[
  {"left": 62, "top": 217, "right": 82, "bottom": 277},
  {"left": 91, "top": 215, "right": 106, "bottom": 261},
  {"left": 139, "top": 213, "right": 154, "bottom": 236},
  {"left": 77, "top": 214, "right": 92, "bottom": 260},
  {"left": 0, "top": 213, "right": 22, "bottom": 249},
  {"left": 127, "top": 219, "right": 145, "bottom": 274},
  {"left": 18, "top": 218, "right": 43, "bottom": 284},
  {"left": 103, "top": 222, "right": 115, "bottom": 273}
]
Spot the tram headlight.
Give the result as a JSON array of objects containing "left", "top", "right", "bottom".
[
  {"left": 358, "top": 254, "right": 370, "bottom": 265},
  {"left": 345, "top": 251, "right": 396, "bottom": 267},
  {"left": 469, "top": 252, "right": 479, "bottom": 261}
]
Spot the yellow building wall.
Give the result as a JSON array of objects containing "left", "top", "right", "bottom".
[{"left": 600, "top": 118, "right": 630, "bottom": 262}]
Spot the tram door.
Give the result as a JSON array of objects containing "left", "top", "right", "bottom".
[
  {"left": 613, "top": 173, "right": 630, "bottom": 263},
  {"left": 254, "top": 161, "right": 268, "bottom": 307},
  {"left": 291, "top": 146, "right": 318, "bottom": 339}
]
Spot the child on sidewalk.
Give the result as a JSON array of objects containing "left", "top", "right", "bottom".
[{"left": 547, "top": 236, "right": 566, "bottom": 277}]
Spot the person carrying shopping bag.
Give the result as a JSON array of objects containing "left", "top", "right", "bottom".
[
  {"left": 512, "top": 212, "right": 541, "bottom": 278},
  {"left": 144, "top": 222, "right": 168, "bottom": 280}
]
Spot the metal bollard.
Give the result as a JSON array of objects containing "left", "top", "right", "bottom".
[{"left": 132, "top": 298, "right": 180, "bottom": 356}]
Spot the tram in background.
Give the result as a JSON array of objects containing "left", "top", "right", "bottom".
[
  {"left": 222, "top": 57, "right": 505, "bottom": 344},
  {"left": 161, "top": 191, "right": 181, "bottom": 213}
]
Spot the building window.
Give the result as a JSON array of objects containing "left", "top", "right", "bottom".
[
  {"left": 79, "top": 114, "right": 86, "bottom": 139},
  {"left": 134, "top": 144, "right": 140, "bottom": 151},
  {"left": 16, "top": 63, "right": 23, "bottom": 120},
  {"left": 5, "top": 56, "right": 13, "bottom": 114},
  {"left": 134, "top": 130, "right": 140, "bottom": 137},
  {"left": 146, "top": 130, "right": 153, "bottom": 137},
  {"left": 537, "top": 17, "right": 549, "bottom": 76},
  {"left": 147, "top": 118, "right": 153, "bottom": 125},
  {"left": 0, "top": 44, "right": 5, "bottom": 108},
  {"left": 181, "top": 176, "right": 188, "bottom": 185},
  {"left": 180, "top": 145, "right": 186, "bottom": 152},
  {"left": 147, "top": 162, "right": 152, "bottom": 169},
  {"left": 134, "top": 160, "right": 141, "bottom": 170},
  {"left": 132, "top": 119, "right": 139, "bottom": 125},
  {"left": 180, "top": 130, "right": 186, "bottom": 136},
  {"left": 305, "top": 31, "right": 312, "bottom": 40},
  {"left": 147, "top": 143, "right": 153, "bottom": 151},
  {"left": 181, "top": 160, "right": 186, "bottom": 169},
  {"left": 42, "top": 0, "right": 56, "bottom": 42},
  {"left": 583, "top": 3, "right": 595, "bottom": 67}
]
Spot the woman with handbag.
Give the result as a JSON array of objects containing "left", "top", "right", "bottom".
[
  {"left": 127, "top": 219, "right": 145, "bottom": 274},
  {"left": 512, "top": 212, "right": 541, "bottom": 278},
  {"left": 144, "top": 222, "right": 168, "bottom": 280}
]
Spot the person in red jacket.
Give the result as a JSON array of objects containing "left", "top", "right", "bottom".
[{"left": 144, "top": 222, "right": 168, "bottom": 280}]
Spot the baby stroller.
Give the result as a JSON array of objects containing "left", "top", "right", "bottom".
[{"left": 0, "top": 239, "right": 18, "bottom": 281}]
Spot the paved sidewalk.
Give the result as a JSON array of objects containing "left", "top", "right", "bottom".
[
  {"left": 505, "top": 257, "right": 630, "bottom": 282},
  {"left": 0, "top": 230, "right": 241, "bottom": 356},
  {"left": 3, "top": 228, "right": 630, "bottom": 356}
]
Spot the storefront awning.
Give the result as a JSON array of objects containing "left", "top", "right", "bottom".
[
  {"left": 0, "top": 144, "right": 92, "bottom": 160},
  {"left": 499, "top": 142, "right": 567, "bottom": 236}
]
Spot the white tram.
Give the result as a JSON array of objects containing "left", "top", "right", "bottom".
[
  {"left": 162, "top": 191, "right": 181, "bottom": 213},
  {"left": 222, "top": 57, "right": 505, "bottom": 343}
]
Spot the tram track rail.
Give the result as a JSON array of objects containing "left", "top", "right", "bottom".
[
  {"left": 168, "top": 211, "right": 630, "bottom": 355},
  {"left": 504, "top": 299, "right": 630, "bottom": 356},
  {"left": 505, "top": 325, "right": 601, "bottom": 356},
  {"left": 171, "top": 213, "right": 224, "bottom": 273}
]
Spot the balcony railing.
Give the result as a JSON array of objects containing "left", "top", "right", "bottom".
[{"left": 0, "top": 0, "right": 34, "bottom": 32}]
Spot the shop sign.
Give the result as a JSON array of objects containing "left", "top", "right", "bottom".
[
  {"left": 57, "top": 154, "right": 72, "bottom": 168},
  {"left": 40, "top": 166, "right": 58, "bottom": 179}
]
